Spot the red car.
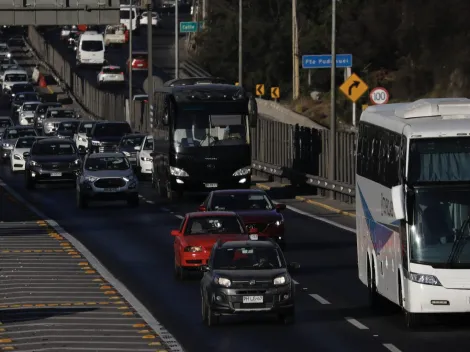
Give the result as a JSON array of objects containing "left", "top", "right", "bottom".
[
  {"left": 171, "top": 211, "right": 257, "bottom": 280},
  {"left": 198, "top": 189, "right": 287, "bottom": 249},
  {"left": 127, "top": 51, "right": 148, "bottom": 71}
]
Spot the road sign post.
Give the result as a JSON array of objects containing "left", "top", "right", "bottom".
[
  {"left": 339, "top": 73, "right": 368, "bottom": 103},
  {"left": 179, "top": 21, "right": 198, "bottom": 33},
  {"left": 271, "top": 87, "right": 280, "bottom": 101},
  {"left": 256, "top": 84, "right": 265, "bottom": 97},
  {"left": 369, "top": 87, "right": 390, "bottom": 105}
]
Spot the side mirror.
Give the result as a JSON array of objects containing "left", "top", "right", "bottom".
[
  {"left": 391, "top": 184, "right": 405, "bottom": 220},
  {"left": 150, "top": 152, "right": 156, "bottom": 157},
  {"left": 23, "top": 151, "right": 30, "bottom": 157},
  {"left": 275, "top": 203, "right": 286, "bottom": 212},
  {"left": 248, "top": 94, "right": 258, "bottom": 128},
  {"left": 198, "top": 205, "right": 206, "bottom": 212},
  {"left": 134, "top": 145, "right": 140, "bottom": 151},
  {"left": 248, "top": 227, "right": 258, "bottom": 234},
  {"left": 288, "top": 262, "right": 301, "bottom": 271},
  {"left": 200, "top": 265, "right": 209, "bottom": 272},
  {"left": 170, "top": 229, "right": 180, "bottom": 236}
]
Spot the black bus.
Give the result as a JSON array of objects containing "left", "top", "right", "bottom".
[{"left": 151, "top": 84, "right": 257, "bottom": 199}]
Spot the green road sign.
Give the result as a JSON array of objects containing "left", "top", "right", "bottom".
[{"left": 179, "top": 21, "right": 197, "bottom": 33}]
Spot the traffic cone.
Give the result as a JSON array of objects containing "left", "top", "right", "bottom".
[{"left": 39, "top": 75, "right": 47, "bottom": 88}]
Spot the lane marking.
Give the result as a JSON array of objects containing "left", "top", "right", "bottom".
[
  {"left": 0, "top": 179, "right": 185, "bottom": 352},
  {"left": 383, "top": 344, "right": 402, "bottom": 352},
  {"left": 146, "top": 200, "right": 155, "bottom": 204},
  {"left": 292, "top": 279, "right": 299, "bottom": 285},
  {"left": 309, "top": 294, "right": 331, "bottom": 305},
  {"left": 345, "top": 317, "right": 369, "bottom": 330},
  {"left": 174, "top": 215, "right": 184, "bottom": 220},
  {"left": 160, "top": 207, "right": 170, "bottom": 212}
]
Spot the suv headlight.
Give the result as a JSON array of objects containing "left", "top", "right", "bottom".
[
  {"left": 141, "top": 156, "right": 152, "bottom": 161},
  {"left": 408, "top": 272, "right": 441, "bottom": 286},
  {"left": 123, "top": 175, "right": 135, "bottom": 182},
  {"left": 91, "top": 140, "right": 102, "bottom": 146},
  {"left": 123, "top": 151, "right": 130, "bottom": 156},
  {"left": 184, "top": 246, "right": 202, "bottom": 252},
  {"left": 78, "top": 136, "right": 87, "bottom": 142},
  {"left": 233, "top": 166, "right": 251, "bottom": 176},
  {"left": 73, "top": 159, "right": 80, "bottom": 165},
  {"left": 30, "top": 160, "right": 40, "bottom": 167},
  {"left": 85, "top": 176, "right": 99, "bottom": 182},
  {"left": 2, "top": 143, "right": 11, "bottom": 149},
  {"left": 274, "top": 220, "right": 283, "bottom": 226},
  {"left": 273, "top": 275, "right": 287, "bottom": 285},
  {"left": 214, "top": 276, "right": 231, "bottom": 287},
  {"left": 13, "top": 154, "right": 22, "bottom": 160},
  {"left": 170, "top": 166, "right": 188, "bottom": 177}
]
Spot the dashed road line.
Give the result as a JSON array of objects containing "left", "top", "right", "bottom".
[
  {"left": 292, "top": 279, "right": 299, "bottom": 285},
  {"left": 383, "top": 344, "right": 402, "bottom": 352},
  {"left": 309, "top": 294, "right": 331, "bottom": 305},
  {"left": 146, "top": 200, "right": 155, "bottom": 204},
  {"left": 160, "top": 207, "right": 170, "bottom": 212},
  {"left": 345, "top": 317, "right": 369, "bottom": 330},
  {"left": 174, "top": 215, "right": 184, "bottom": 220}
]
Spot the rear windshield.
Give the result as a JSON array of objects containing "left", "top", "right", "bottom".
[
  {"left": 5, "top": 74, "right": 27, "bottom": 82},
  {"left": 47, "top": 110, "right": 76, "bottom": 118},
  {"left": 85, "top": 156, "right": 130, "bottom": 171},
  {"left": 78, "top": 122, "right": 95, "bottom": 134},
  {"left": 23, "top": 103, "right": 40, "bottom": 111},
  {"left": 16, "top": 137, "right": 37, "bottom": 148},
  {"left": 102, "top": 67, "right": 122, "bottom": 74},
  {"left": 58, "top": 121, "right": 80, "bottom": 132},
  {"left": 94, "top": 123, "right": 132, "bottom": 137},
  {"left": 0, "top": 119, "right": 11, "bottom": 128},
  {"left": 12, "top": 85, "right": 33, "bottom": 93},
  {"left": 15, "top": 93, "right": 38, "bottom": 102},
  {"left": 119, "top": 135, "right": 144, "bottom": 147},
  {"left": 133, "top": 54, "right": 147, "bottom": 60},
  {"left": 81, "top": 40, "right": 103, "bottom": 52},
  {"left": 5, "top": 129, "right": 37, "bottom": 139},
  {"left": 32, "top": 142, "right": 77, "bottom": 155}
]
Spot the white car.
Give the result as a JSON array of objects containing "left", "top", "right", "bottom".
[
  {"left": 18, "top": 101, "right": 41, "bottom": 126},
  {"left": 10, "top": 136, "right": 43, "bottom": 172},
  {"left": 140, "top": 12, "right": 161, "bottom": 27},
  {"left": 97, "top": 66, "right": 125, "bottom": 86},
  {"left": 136, "top": 135, "right": 154, "bottom": 176}
]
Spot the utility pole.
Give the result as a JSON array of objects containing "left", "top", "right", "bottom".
[
  {"left": 202, "top": 0, "right": 207, "bottom": 21},
  {"left": 292, "top": 0, "right": 299, "bottom": 100},
  {"left": 128, "top": 0, "right": 133, "bottom": 125},
  {"left": 174, "top": 0, "right": 179, "bottom": 79},
  {"left": 329, "top": 0, "right": 336, "bottom": 199},
  {"left": 238, "top": 0, "right": 242, "bottom": 86},
  {"left": 147, "top": 1, "right": 154, "bottom": 131}
]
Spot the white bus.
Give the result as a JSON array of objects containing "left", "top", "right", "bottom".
[{"left": 356, "top": 98, "right": 470, "bottom": 328}]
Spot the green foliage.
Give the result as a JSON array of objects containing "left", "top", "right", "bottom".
[{"left": 194, "top": 0, "right": 470, "bottom": 102}]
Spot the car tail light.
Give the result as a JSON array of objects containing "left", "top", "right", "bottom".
[{"left": 120, "top": 72, "right": 124, "bottom": 75}]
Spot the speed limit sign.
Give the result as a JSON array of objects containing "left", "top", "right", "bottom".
[{"left": 369, "top": 87, "right": 389, "bottom": 105}]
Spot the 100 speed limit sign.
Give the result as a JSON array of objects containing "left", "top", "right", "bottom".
[{"left": 369, "top": 87, "right": 389, "bottom": 105}]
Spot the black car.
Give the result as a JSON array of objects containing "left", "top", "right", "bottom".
[
  {"left": 0, "top": 116, "right": 13, "bottom": 134},
  {"left": 33, "top": 102, "right": 62, "bottom": 130},
  {"left": 117, "top": 133, "right": 145, "bottom": 167},
  {"left": 24, "top": 138, "right": 81, "bottom": 189},
  {"left": 200, "top": 239, "right": 299, "bottom": 326},
  {"left": 9, "top": 83, "right": 35, "bottom": 98},
  {"left": 11, "top": 92, "right": 40, "bottom": 118},
  {"left": 88, "top": 121, "right": 132, "bottom": 153},
  {"left": 55, "top": 120, "right": 80, "bottom": 139}
]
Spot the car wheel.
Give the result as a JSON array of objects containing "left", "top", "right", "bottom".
[
  {"left": 76, "top": 191, "right": 88, "bottom": 209},
  {"left": 25, "top": 172, "right": 35, "bottom": 189},
  {"left": 127, "top": 193, "right": 139, "bottom": 207}
]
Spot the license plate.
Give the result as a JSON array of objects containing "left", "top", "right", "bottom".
[
  {"left": 103, "top": 188, "right": 118, "bottom": 192},
  {"left": 243, "top": 296, "right": 263, "bottom": 304},
  {"left": 205, "top": 183, "right": 218, "bottom": 188},
  {"left": 51, "top": 172, "right": 62, "bottom": 177},
  {"left": 137, "top": 64, "right": 143, "bottom": 67}
]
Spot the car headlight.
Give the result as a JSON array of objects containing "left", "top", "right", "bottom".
[
  {"left": 408, "top": 272, "right": 441, "bottom": 286},
  {"left": 45, "top": 122, "right": 53, "bottom": 127},
  {"left": 273, "top": 275, "right": 287, "bottom": 285},
  {"left": 123, "top": 151, "right": 130, "bottom": 156},
  {"left": 214, "top": 276, "right": 231, "bottom": 288},
  {"left": 6, "top": 53, "right": 10, "bottom": 58},
  {"left": 233, "top": 166, "right": 251, "bottom": 176},
  {"left": 184, "top": 246, "right": 202, "bottom": 252},
  {"left": 2, "top": 143, "right": 11, "bottom": 149},
  {"left": 13, "top": 154, "right": 21, "bottom": 160},
  {"left": 73, "top": 159, "right": 80, "bottom": 165},
  {"left": 141, "top": 156, "right": 152, "bottom": 161},
  {"left": 170, "top": 166, "right": 188, "bottom": 177},
  {"left": 85, "top": 175, "right": 99, "bottom": 182},
  {"left": 78, "top": 136, "right": 87, "bottom": 142},
  {"left": 91, "top": 140, "right": 101, "bottom": 146},
  {"left": 123, "top": 175, "right": 135, "bottom": 182},
  {"left": 30, "top": 160, "right": 40, "bottom": 167},
  {"left": 274, "top": 220, "right": 283, "bottom": 226}
]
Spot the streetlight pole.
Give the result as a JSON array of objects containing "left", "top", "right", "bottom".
[
  {"left": 174, "top": 0, "right": 179, "bottom": 79},
  {"left": 147, "top": 1, "right": 154, "bottom": 131},
  {"left": 292, "top": 0, "right": 299, "bottom": 100},
  {"left": 329, "top": 0, "right": 336, "bottom": 199},
  {"left": 238, "top": 0, "right": 242, "bottom": 86},
  {"left": 128, "top": 0, "right": 133, "bottom": 125}
]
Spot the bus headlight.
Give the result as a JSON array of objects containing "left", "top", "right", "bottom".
[{"left": 409, "top": 272, "right": 442, "bottom": 286}]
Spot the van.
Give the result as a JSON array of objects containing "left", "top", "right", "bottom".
[
  {"left": 76, "top": 32, "right": 105, "bottom": 67},
  {"left": 120, "top": 5, "right": 139, "bottom": 32},
  {"left": 2, "top": 69, "right": 29, "bottom": 93}
]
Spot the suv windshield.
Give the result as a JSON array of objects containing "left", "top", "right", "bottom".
[
  {"left": 5, "top": 74, "right": 27, "bottom": 82},
  {"left": 58, "top": 121, "right": 80, "bottom": 132},
  {"left": 119, "top": 135, "right": 144, "bottom": 147},
  {"left": 15, "top": 137, "right": 37, "bottom": 148},
  {"left": 22, "top": 103, "right": 40, "bottom": 111},
  {"left": 184, "top": 216, "right": 245, "bottom": 235},
  {"left": 94, "top": 123, "right": 131, "bottom": 137},
  {"left": 78, "top": 122, "right": 95, "bottom": 135},
  {"left": 213, "top": 247, "right": 285, "bottom": 270},
  {"left": 81, "top": 40, "right": 103, "bottom": 52},
  {"left": 6, "top": 129, "right": 36, "bottom": 139},
  {"left": 32, "top": 142, "right": 76, "bottom": 155},
  {"left": 15, "top": 93, "right": 37, "bottom": 102},
  {"left": 11, "top": 85, "right": 33, "bottom": 93},
  {"left": 48, "top": 110, "right": 75, "bottom": 118},
  {"left": 85, "top": 156, "right": 130, "bottom": 171},
  {"left": 211, "top": 193, "right": 273, "bottom": 211}
]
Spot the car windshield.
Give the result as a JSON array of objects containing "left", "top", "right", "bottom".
[
  {"left": 184, "top": 216, "right": 245, "bottom": 235},
  {"left": 15, "top": 93, "right": 37, "bottom": 102},
  {"left": 210, "top": 193, "right": 273, "bottom": 211},
  {"left": 12, "top": 85, "right": 33, "bottom": 93},
  {"left": 78, "top": 122, "right": 95, "bottom": 134},
  {"left": 15, "top": 137, "right": 36, "bottom": 148},
  {"left": 0, "top": 120, "right": 11, "bottom": 128},
  {"left": 102, "top": 67, "right": 122, "bottom": 74},
  {"left": 411, "top": 186, "right": 470, "bottom": 267},
  {"left": 58, "top": 121, "right": 79, "bottom": 132},
  {"left": 37, "top": 104, "right": 61, "bottom": 114},
  {"left": 119, "top": 136, "right": 144, "bottom": 147},
  {"left": 6, "top": 129, "right": 36, "bottom": 139},
  {"left": 94, "top": 123, "right": 131, "bottom": 137},
  {"left": 85, "top": 156, "right": 130, "bottom": 171},
  {"left": 32, "top": 142, "right": 76, "bottom": 155},
  {"left": 213, "top": 247, "right": 285, "bottom": 270},
  {"left": 173, "top": 112, "right": 248, "bottom": 148},
  {"left": 48, "top": 110, "right": 75, "bottom": 118},
  {"left": 81, "top": 40, "right": 103, "bottom": 52},
  {"left": 5, "top": 74, "right": 27, "bottom": 82},
  {"left": 22, "top": 103, "right": 39, "bottom": 111}
]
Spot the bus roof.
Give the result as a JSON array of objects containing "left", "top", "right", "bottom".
[{"left": 360, "top": 98, "right": 470, "bottom": 138}]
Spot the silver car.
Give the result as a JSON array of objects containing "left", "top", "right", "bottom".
[
  {"left": 76, "top": 152, "right": 139, "bottom": 208},
  {"left": 18, "top": 101, "right": 41, "bottom": 126},
  {"left": 42, "top": 107, "right": 78, "bottom": 135}
]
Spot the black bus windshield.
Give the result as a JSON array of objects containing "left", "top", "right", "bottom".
[{"left": 173, "top": 112, "right": 248, "bottom": 148}]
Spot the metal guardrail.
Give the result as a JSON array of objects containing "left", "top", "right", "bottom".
[{"left": 181, "top": 59, "right": 212, "bottom": 77}]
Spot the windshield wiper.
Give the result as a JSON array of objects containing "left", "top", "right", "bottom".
[{"left": 447, "top": 216, "right": 470, "bottom": 265}]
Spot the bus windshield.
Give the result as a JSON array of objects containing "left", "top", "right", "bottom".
[
  {"left": 173, "top": 112, "right": 248, "bottom": 148},
  {"left": 411, "top": 186, "right": 470, "bottom": 267}
]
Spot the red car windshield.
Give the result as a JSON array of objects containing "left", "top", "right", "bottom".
[
  {"left": 210, "top": 193, "right": 274, "bottom": 211},
  {"left": 184, "top": 216, "right": 245, "bottom": 235}
]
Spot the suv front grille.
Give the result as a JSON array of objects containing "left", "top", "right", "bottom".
[
  {"left": 98, "top": 143, "right": 117, "bottom": 153},
  {"left": 41, "top": 162, "right": 72, "bottom": 171},
  {"left": 94, "top": 178, "right": 126, "bottom": 188}
]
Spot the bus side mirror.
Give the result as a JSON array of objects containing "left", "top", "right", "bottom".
[
  {"left": 391, "top": 184, "right": 405, "bottom": 220},
  {"left": 248, "top": 94, "right": 258, "bottom": 128}
]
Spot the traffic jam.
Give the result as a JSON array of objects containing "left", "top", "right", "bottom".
[{"left": 0, "top": 22, "right": 299, "bottom": 327}]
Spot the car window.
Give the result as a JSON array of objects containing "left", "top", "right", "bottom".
[
  {"left": 15, "top": 137, "right": 36, "bottom": 148},
  {"left": 81, "top": 40, "right": 103, "bottom": 52},
  {"left": 102, "top": 67, "right": 122, "bottom": 74},
  {"left": 210, "top": 193, "right": 273, "bottom": 211},
  {"left": 85, "top": 156, "right": 130, "bottom": 171},
  {"left": 120, "top": 136, "right": 144, "bottom": 147},
  {"left": 213, "top": 247, "right": 285, "bottom": 270},
  {"left": 32, "top": 142, "right": 76, "bottom": 155},
  {"left": 6, "top": 129, "right": 37, "bottom": 139},
  {"left": 184, "top": 216, "right": 244, "bottom": 235}
]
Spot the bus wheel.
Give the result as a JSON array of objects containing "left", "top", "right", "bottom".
[
  {"left": 399, "top": 279, "right": 420, "bottom": 329},
  {"left": 368, "top": 262, "right": 380, "bottom": 310}
]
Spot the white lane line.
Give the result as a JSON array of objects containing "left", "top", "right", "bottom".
[
  {"left": 138, "top": 194, "right": 144, "bottom": 198},
  {"left": 345, "top": 317, "right": 369, "bottom": 330},
  {"left": 273, "top": 200, "right": 355, "bottom": 234},
  {"left": 146, "top": 200, "right": 155, "bottom": 204},
  {"left": 293, "top": 279, "right": 299, "bottom": 285},
  {"left": 174, "top": 215, "right": 184, "bottom": 220},
  {"left": 383, "top": 343, "right": 401, "bottom": 352},
  {"left": 383, "top": 344, "right": 402, "bottom": 352},
  {"left": 160, "top": 207, "right": 170, "bottom": 212},
  {"left": 0, "top": 179, "right": 185, "bottom": 352},
  {"left": 309, "top": 294, "right": 331, "bottom": 305}
]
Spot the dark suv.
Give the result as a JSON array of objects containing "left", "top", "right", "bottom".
[
  {"left": 24, "top": 137, "right": 81, "bottom": 189},
  {"left": 88, "top": 121, "right": 132, "bottom": 153}
]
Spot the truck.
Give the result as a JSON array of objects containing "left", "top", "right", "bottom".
[{"left": 104, "top": 25, "right": 128, "bottom": 47}]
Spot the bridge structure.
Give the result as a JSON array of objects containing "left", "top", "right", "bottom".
[{"left": 0, "top": 0, "right": 122, "bottom": 25}]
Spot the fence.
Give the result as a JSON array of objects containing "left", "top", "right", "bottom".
[{"left": 27, "top": 26, "right": 358, "bottom": 203}]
